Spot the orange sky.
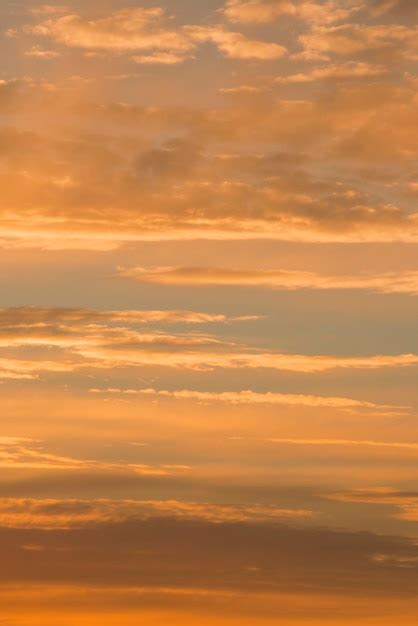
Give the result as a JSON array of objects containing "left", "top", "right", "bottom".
[{"left": 1, "top": 0, "right": 418, "bottom": 623}]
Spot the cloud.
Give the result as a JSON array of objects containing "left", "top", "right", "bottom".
[
  {"left": 2, "top": 79, "right": 418, "bottom": 247},
  {"left": 30, "top": 8, "right": 286, "bottom": 62},
  {"left": 0, "top": 437, "right": 188, "bottom": 476},
  {"left": 268, "top": 438, "right": 418, "bottom": 450},
  {"left": 0, "top": 357, "right": 75, "bottom": 380},
  {"left": 0, "top": 306, "right": 246, "bottom": 326},
  {"left": 72, "top": 348, "right": 418, "bottom": 375},
  {"left": 0, "top": 498, "right": 314, "bottom": 529},
  {"left": 219, "top": 85, "right": 267, "bottom": 94},
  {"left": 222, "top": 0, "right": 297, "bottom": 22},
  {"left": 133, "top": 52, "right": 191, "bottom": 65},
  {"left": 0, "top": 307, "right": 417, "bottom": 379},
  {"left": 30, "top": 4, "right": 70, "bottom": 15},
  {"left": 0, "top": 515, "right": 418, "bottom": 604},
  {"left": 326, "top": 488, "right": 418, "bottom": 522},
  {"left": 300, "top": 23, "right": 418, "bottom": 60},
  {"left": 187, "top": 26, "right": 287, "bottom": 59},
  {"left": 275, "top": 62, "right": 386, "bottom": 83},
  {"left": 222, "top": 0, "right": 356, "bottom": 24},
  {"left": 2, "top": 2, "right": 418, "bottom": 621},
  {"left": 0, "top": 307, "right": 418, "bottom": 379},
  {"left": 31, "top": 8, "right": 194, "bottom": 53},
  {"left": 119, "top": 266, "right": 418, "bottom": 295},
  {"left": 24, "top": 46, "right": 61, "bottom": 59},
  {"left": 367, "top": 0, "right": 418, "bottom": 17},
  {"left": 89, "top": 388, "right": 403, "bottom": 411}
]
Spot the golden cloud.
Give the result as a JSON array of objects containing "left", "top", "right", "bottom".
[
  {"left": 0, "top": 308, "right": 416, "bottom": 381},
  {"left": 89, "top": 387, "right": 406, "bottom": 411},
  {"left": 0, "top": 437, "right": 189, "bottom": 476},
  {"left": 222, "top": 0, "right": 356, "bottom": 25},
  {"left": 29, "top": 7, "right": 287, "bottom": 61},
  {"left": 119, "top": 266, "right": 418, "bottom": 295},
  {"left": 326, "top": 487, "right": 418, "bottom": 522},
  {"left": 0, "top": 497, "right": 314, "bottom": 529},
  {"left": 31, "top": 8, "right": 194, "bottom": 53},
  {"left": 1, "top": 76, "right": 418, "bottom": 246}
]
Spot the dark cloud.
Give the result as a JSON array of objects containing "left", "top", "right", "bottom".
[{"left": 1, "top": 516, "right": 418, "bottom": 602}]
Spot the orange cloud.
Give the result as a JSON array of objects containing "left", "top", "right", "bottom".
[
  {"left": 2, "top": 77, "right": 418, "bottom": 247},
  {"left": 0, "top": 437, "right": 189, "bottom": 475},
  {"left": 24, "top": 46, "right": 61, "bottom": 59},
  {"left": 0, "top": 306, "right": 250, "bottom": 371},
  {"left": 223, "top": 0, "right": 297, "bottom": 22},
  {"left": 2, "top": 2, "right": 418, "bottom": 623},
  {"left": 31, "top": 8, "right": 194, "bottom": 53},
  {"left": 275, "top": 62, "right": 386, "bottom": 83},
  {"left": 119, "top": 265, "right": 418, "bottom": 295},
  {"left": 300, "top": 23, "right": 418, "bottom": 60},
  {"left": 0, "top": 306, "right": 248, "bottom": 325},
  {"left": 222, "top": 0, "right": 356, "bottom": 25},
  {"left": 133, "top": 52, "right": 191, "bottom": 65},
  {"left": 0, "top": 307, "right": 416, "bottom": 379},
  {"left": 89, "top": 388, "right": 405, "bottom": 411},
  {"left": 187, "top": 26, "right": 287, "bottom": 59},
  {"left": 0, "top": 497, "right": 314, "bottom": 529},
  {"left": 326, "top": 488, "right": 418, "bottom": 522},
  {"left": 31, "top": 5, "right": 70, "bottom": 15},
  {"left": 268, "top": 438, "right": 418, "bottom": 450},
  {"left": 30, "top": 7, "right": 286, "bottom": 62}
]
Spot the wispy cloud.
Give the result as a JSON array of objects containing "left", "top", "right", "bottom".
[
  {"left": 275, "top": 62, "right": 386, "bottom": 83},
  {"left": 268, "top": 438, "right": 418, "bottom": 450},
  {"left": 0, "top": 437, "right": 188, "bottom": 476},
  {"left": 0, "top": 307, "right": 416, "bottom": 380},
  {"left": 326, "top": 488, "right": 418, "bottom": 522},
  {"left": 119, "top": 266, "right": 418, "bottom": 295},
  {"left": 0, "top": 306, "right": 251, "bottom": 326},
  {"left": 89, "top": 388, "right": 405, "bottom": 411},
  {"left": 24, "top": 46, "right": 61, "bottom": 59},
  {"left": 0, "top": 497, "right": 314, "bottom": 529}
]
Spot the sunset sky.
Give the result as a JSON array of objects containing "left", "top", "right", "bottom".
[{"left": 1, "top": 0, "right": 418, "bottom": 624}]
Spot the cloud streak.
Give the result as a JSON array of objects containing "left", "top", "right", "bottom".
[
  {"left": 120, "top": 266, "right": 418, "bottom": 295},
  {"left": 89, "top": 388, "right": 404, "bottom": 411},
  {"left": 0, "top": 437, "right": 188, "bottom": 476},
  {"left": 0, "top": 304, "right": 418, "bottom": 381},
  {"left": 268, "top": 438, "right": 418, "bottom": 450},
  {"left": 0, "top": 307, "right": 417, "bottom": 380},
  {"left": 326, "top": 488, "right": 418, "bottom": 522},
  {"left": 0, "top": 498, "right": 314, "bottom": 529}
]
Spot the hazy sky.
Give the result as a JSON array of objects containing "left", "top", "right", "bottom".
[{"left": 1, "top": 1, "right": 418, "bottom": 624}]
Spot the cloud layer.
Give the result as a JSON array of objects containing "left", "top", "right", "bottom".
[
  {"left": 120, "top": 266, "right": 418, "bottom": 295},
  {"left": 2, "top": 1, "right": 418, "bottom": 623}
]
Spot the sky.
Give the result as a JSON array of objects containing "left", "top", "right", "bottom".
[{"left": 1, "top": 0, "right": 418, "bottom": 623}]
